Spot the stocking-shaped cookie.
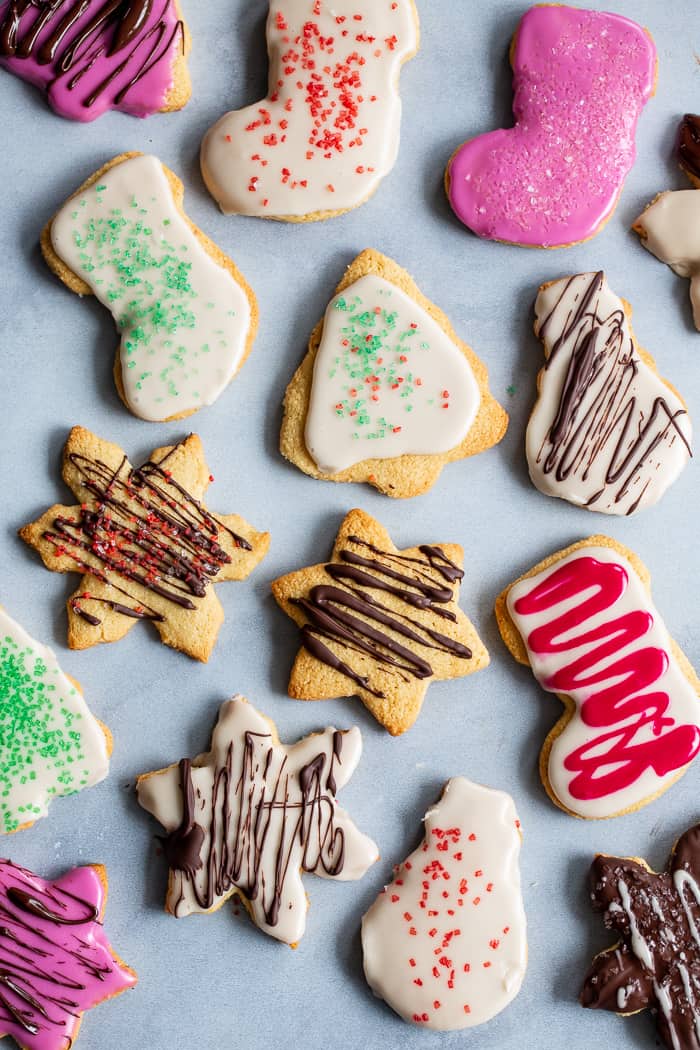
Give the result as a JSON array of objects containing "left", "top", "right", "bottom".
[
  {"left": 582, "top": 825, "right": 700, "bottom": 1050},
  {"left": 201, "top": 0, "right": 419, "bottom": 220},
  {"left": 0, "top": 0, "right": 190, "bottom": 121},
  {"left": 446, "top": 6, "right": 656, "bottom": 248},
  {"left": 20, "top": 427, "right": 270, "bottom": 662}
]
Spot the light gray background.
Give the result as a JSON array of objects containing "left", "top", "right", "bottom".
[{"left": 0, "top": 2, "right": 698, "bottom": 1048}]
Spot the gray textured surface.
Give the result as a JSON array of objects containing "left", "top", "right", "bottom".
[{"left": 0, "top": 2, "right": 698, "bottom": 1048}]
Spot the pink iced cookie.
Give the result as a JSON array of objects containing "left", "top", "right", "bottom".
[
  {"left": 0, "top": 0, "right": 190, "bottom": 122},
  {"left": 445, "top": 5, "right": 657, "bottom": 248}
]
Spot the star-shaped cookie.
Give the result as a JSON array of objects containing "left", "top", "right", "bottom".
[
  {"left": 271, "top": 509, "right": 489, "bottom": 735},
  {"left": 136, "top": 695, "right": 379, "bottom": 946},
  {"left": 19, "top": 426, "right": 269, "bottom": 661},
  {"left": 581, "top": 825, "right": 700, "bottom": 1050},
  {"left": 0, "top": 860, "right": 136, "bottom": 1050}
]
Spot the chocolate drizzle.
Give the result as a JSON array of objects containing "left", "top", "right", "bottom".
[
  {"left": 581, "top": 825, "right": 700, "bottom": 1050},
  {"left": 679, "top": 114, "right": 700, "bottom": 182},
  {"left": 293, "top": 536, "right": 471, "bottom": 699},
  {"left": 537, "top": 272, "right": 692, "bottom": 515},
  {"left": 42, "top": 440, "right": 251, "bottom": 628},
  {"left": 0, "top": 0, "right": 183, "bottom": 113},
  {"left": 163, "top": 728, "right": 347, "bottom": 929}
]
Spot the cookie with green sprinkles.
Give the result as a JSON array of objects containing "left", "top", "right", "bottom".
[
  {"left": 280, "top": 249, "right": 508, "bottom": 498},
  {"left": 41, "top": 152, "right": 258, "bottom": 424},
  {"left": 0, "top": 606, "right": 111, "bottom": 834}
]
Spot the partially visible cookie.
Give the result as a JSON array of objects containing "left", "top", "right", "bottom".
[
  {"left": 0, "top": 0, "right": 191, "bottom": 121},
  {"left": 19, "top": 426, "right": 270, "bottom": 662},
  {"left": 0, "top": 605, "right": 110, "bottom": 834},
  {"left": 679, "top": 114, "right": 700, "bottom": 188},
  {"left": 581, "top": 824, "right": 700, "bottom": 1050},
  {"left": 271, "top": 508, "right": 489, "bottom": 735},
  {"left": 0, "top": 860, "right": 136, "bottom": 1050},
  {"left": 42, "top": 152, "right": 258, "bottom": 423},
  {"left": 527, "top": 271, "right": 692, "bottom": 514},
  {"left": 201, "top": 0, "right": 419, "bottom": 221},
  {"left": 136, "top": 694, "right": 379, "bottom": 946},
  {"left": 362, "top": 777, "right": 527, "bottom": 1031},
  {"left": 495, "top": 537, "right": 700, "bottom": 819},
  {"left": 280, "top": 250, "right": 508, "bottom": 499}
]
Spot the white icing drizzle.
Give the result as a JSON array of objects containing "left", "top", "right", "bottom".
[
  {"left": 361, "top": 777, "right": 527, "bottom": 1031},
  {"left": 304, "top": 274, "right": 481, "bottom": 474},
  {"left": 201, "top": 0, "right": 418, "bottom": 218},
  {"left": 0, "top": 607, "right": 109, "bottom": 833},
  {"left": 506, "top": 545, "right": 700, "bottom": 820},
  {"left": 618, "top": 879, "right": 654, "bottom": 972},
  {"left": 50, "top": 154, "right": 253, "bottom": 422},
  {"left": 137, "top": 696, "right": 378, "bottom": 945},
  {"left": 636, "top": 190, "right": 700, "bottom": 330},
  {"left": 528, "top": 272, "right": 692, "bottom": 515},
  {"left": 674, "top": 870, "right": 700, "bottom": 953}
]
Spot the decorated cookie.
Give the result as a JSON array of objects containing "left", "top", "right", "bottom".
[
  {"left": 201, "top": 0, "right": 419, "bottom": 221},
  {"left": 137, "top": 695, "right": 378, "bottom": 945},
  {"left": 271, "top": 509, "right": 489, "bottom": 735},
  {"left": 0, "top": 606, "right": 110, "bottom": 834},
  {"left": 581, "top": 825, "right": 700, "bottom": 1050},
  {"left": 0, "top": 860, "right": 136, "bottom": 1049},
  {"left": 42, "top": 152, "right": 258, "bottom": 423},
  {"left": 280, "top": 250, "right": 508, "bottom": 498},
  {"left": 445, "top": 5, "right": 656, "bottom": 248},
  {"left": 0, "top": 0, "right": 190, "bottom": 122},
  {"left": 634, "top": 137, "right": 700, "bottom": 331},
  {"left": 19, "top": 427, "right": 269, "bottom": 662},
  {"left": 362, "top": 777, "right": 527, "bottom": 1031},
  {"left": 496, "top": 537, "right": 700, "bottom": 819},
  {"left": 527, "top": 272, "right": 692, "bottom": 515}
]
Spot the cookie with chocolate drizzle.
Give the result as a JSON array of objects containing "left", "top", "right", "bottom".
[
  {"left": 19, "top": 426, "right": 270, "bottom": 661},
  {"left": 271, "top": 508, "right": 489, "bottom": 735}
]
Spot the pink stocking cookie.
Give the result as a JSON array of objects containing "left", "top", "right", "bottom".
[{"left": 446, "top": 5, "right": 656, "bottom": 248}]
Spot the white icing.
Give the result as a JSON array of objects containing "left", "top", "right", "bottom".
[
  {"left": 201, "top": 0, "right": 418, "bottom": 217},
  {"left": 0, "top": 607, "right": 109, "bottom": 832},
  {"left": 655, "top": 979, "right": 682, "bottom": 1050},
  {"left": 618, "top": 879, "right": 654, "bottom": 973},
  {"left": 50, "top": 154, "right": 253, "bottom": 422},
  {"left": 361, "top": 777, "right": 527, "bottom": 1032},
  {"left": 137, "top": 696, "right": 378, "bottom": 945},
  {"left": 674, "top": 869, "right": 700, "bottom": 953},
  {"left": 616, "top": 982, "right": 634, "bottom": 1010},
  {"left": 304, "top": 274, "right": 481, "bottom": 474},
  {"left": 528, "top": 272, "right": 692, "bottom": 515},
  {"left": 506, "top": 545, "right": 700, "bottom": 819},
  {"left": 636, "top": 190, "right": 700, "bottom": 330}
]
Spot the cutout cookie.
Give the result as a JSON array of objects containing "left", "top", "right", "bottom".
[
  {"left": 136, "top": 695, "right": 378, "bottom": 946},
  {"left": 581, "top": 825, "right": 700, "bottom": 1050},
  {"left": 0, "top": 860, "right": 136, "bottom": 1050},
  {"left": 0, "top": 605, "right": 110, "bottom": 834},
  {"left": 42, "top": 153, "right": 258, "bottom": 423},
  {"left": 201, "top": 0, "right": 419, "bottom": 221},
  {"left": 634, "top": 124, "right": 700, "bottom": 331},
  {"left": 19, "top": 426, "right": 270, "bottom": 662},
  {"left": 271, "top": 509, "right": 489, "bottom": 735},
  {"left": 280, "top": 250, "right": 508, "bottom": 499},
  {"left": 496, "top": 537, "right": 700, "bottom": 819},
  {"left": 446, "top": 5, "right": 656, "bottom": 248},
  {"left": 362, "top": 777, "right": 527, "bottom": 1031},
  {"left": 0, "top": 0, "right": 191, "bottom": 121},
  {"left": 527, "top": 272, "right": 692, "bottom": 515}
]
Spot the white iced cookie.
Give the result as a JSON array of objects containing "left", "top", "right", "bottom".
[
  {"left": 47, "top": 153, "right": 255, "bottom": 423},
  {"left": 634, "top": 189, "right": 700, "bottom": 330},
  {"left": 201, "top": 0, "right": 419, "bottom": 220},
  {"left": 527, "top": 272, "right": 692, "bottom": 515},
  {"left": 305, "top": 274, "right": 481, "bottom": 474},
  {"left": 0, "top": 606, "right": 110, "bottom": 834},
  {"left": 361, "top": 777, "right": 527, "bottom": 1031},
  {"left": 137, "top": 695, "right": 379, "bottom": 945}
]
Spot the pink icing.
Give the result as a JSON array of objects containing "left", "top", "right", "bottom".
[
  {"left": 446, "top": 6, "right": 657, "bottom": 247},
  {"left": 0, "top": 0, "right": 183, "bottom": 122},
  {"left": 513, "top": 556, "right": 700, "bottom": 801},
  {"left": 0, "top": 860, "right": 136, "bottom": 1050}
]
